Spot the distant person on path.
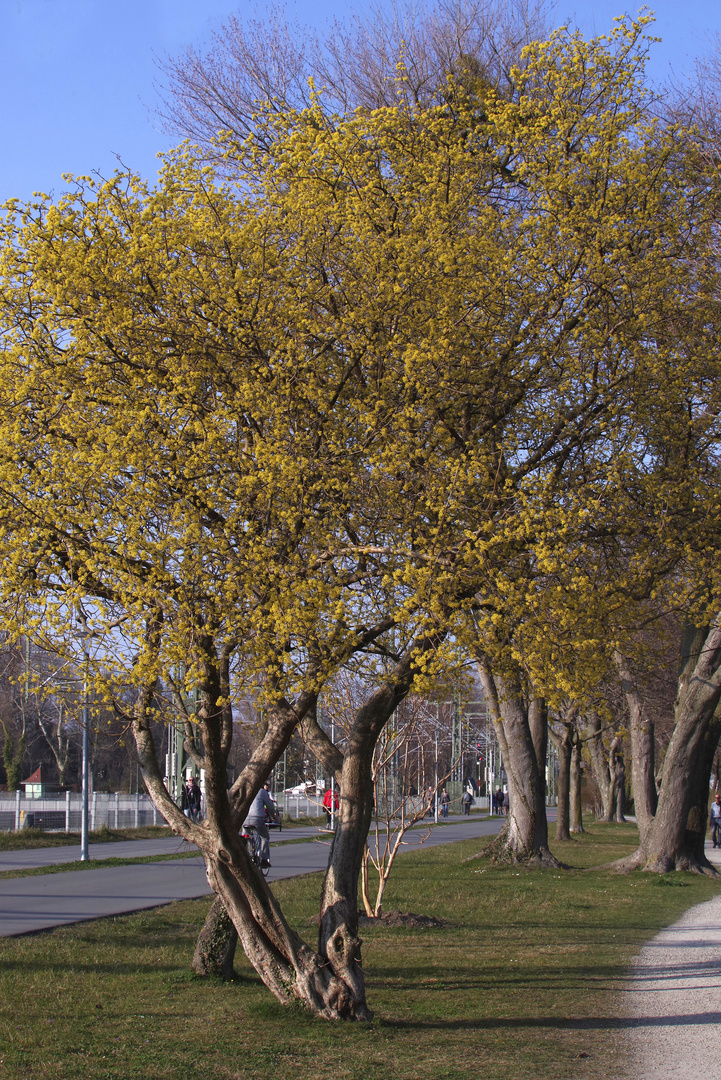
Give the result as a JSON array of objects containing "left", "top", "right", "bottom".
[
  {"left": 243, "top": 781, "right": 276, "bottom": 867},
  {"left": 495, "top": 788, "right": 504, "bottom": 815},
  {"left": 182, "top": 776, "right": 202, "bottom": 822},
  {"left": 711, "top": 793, "right": 721, "bottom": 848},
  {"left": 503, "top": 788, "right": 510, "bottom": 816},
  {"left": 427, "top": 786, "right": 436, "bottom": 818},
  {"left": 441, "top": 789, "right": 450, "bottom": 818},
  {"left": 462, "top": 790, "right": 473, "bottom": 816},
  {"left": 323, "top": 787, "right": 339, "bottom": 827}
]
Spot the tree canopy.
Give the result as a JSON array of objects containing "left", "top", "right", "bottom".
[{"left": 0, "top": 16, "right": 718, "bottom": 1015}]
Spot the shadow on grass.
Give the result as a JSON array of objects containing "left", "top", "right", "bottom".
[
  {"left": 365, "top": 920, "right": 670, "bottom": 935},
  {"left": 368, "top": 961, "right": 636, "bottom": 985},
  {"left": 383, "top": 1011, "right": 721, "bottom": 1031},
  {"left": 0, "top": 958, "right": 183, "bottom": 975}
]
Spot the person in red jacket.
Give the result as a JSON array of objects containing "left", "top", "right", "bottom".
[{"left": 323, "top": 786, "right": 339, "bottom": 826}]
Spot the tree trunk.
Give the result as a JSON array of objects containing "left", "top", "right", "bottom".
[
  {"left": 613, "top": 752, "right": 626, "bottom": 823},
  {"left": 192, "top": 895, "right": 238, "bottom": 979},
  {"left": 614, "top": 623, "right": 721, "bottom": 873},
  {"left": 584, "top": 714, "right": 616, "bottom": 821},
  {"left": 207, "top": 837, "right": 371, "bottom": 1018},
  {"left": 212, "top": 680, "right": 374, "bottom": 1018},
  {"left": 475, "top": 663, "right": 558, "bottom": 866},
  {"left": 137, "top": 673, "right": 368, "bottom": 1018},
  {"left": 553, "top": 724, "right": 573, "bottom": 841},
  {"left": 615, "top": 652, "right": 657, "bottom": 844},
  {"left": 570, "top": 734, "right": 584, "bottom": 834},
  {"left": 529, "top": 697, "right": 548, "bottom": 806},
  {"left": 684, "top": 712, "right": 721, "bottom": 863},
  {"left": 132, "top": 623, "right": 448, "bottom": 1018},
  {"left": 711, "top": 751, "right": 721, "bottom": 794},
  {"left": 606, "top": 738, "right": 622, "bottom": 822},
  {"left": 316, "top": 730, "right": 375, "bottom": 1013}
]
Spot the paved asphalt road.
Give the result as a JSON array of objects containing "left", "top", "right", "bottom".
[
  {"left": 0, "top": 815, "right": 502, "bottom": 937},
  {"left": 0, "top": 827, "right": 321, "bottom": 873}
]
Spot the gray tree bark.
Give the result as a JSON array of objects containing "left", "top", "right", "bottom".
[
  {"left": 192, "top": 895, "right": 238, "bottom": 979},
  {"left": 570, "top": 733, "right": 585, "bottom": 834},
  {"left": 612, "top": 748, "right": 626, "bottom": 823},
  {"left": 615, "top": 652, "right": 657, "bottom": 844},
  {"left": 475, "top": 661, "right": 559, "bottom": 866},
  {"left": 584, "top": 713, "right": 617, "bottom": 821},
  {"left": 615, "top": 623, "right": 721, "bottom": 873},
  {"left": 550, "top": 721, "right": 573, "bottom": 842},
  {"left": 684, "top": 711, "right": 721, "bottom": 863},
  {"left": 134, "top": 630, "right": 441, "bottom": 1019}
]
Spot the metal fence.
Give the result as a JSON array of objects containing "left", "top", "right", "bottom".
[
  {"left": 274, "top": 793, "right": 324, "bottom": 819},
  {"left": 0, "top": 791, "right": 328, "bottom": 832},
  {"left": 275, "top": 792, "right": 494, "bottom": 818},
  {"left": 0, "top": 792, "right": 163, "bottom": 833},
  {"left": 0, "top": 790, "right": 496, "bottom": 833}
]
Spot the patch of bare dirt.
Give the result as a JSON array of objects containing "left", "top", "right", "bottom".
[
  {"left": 358, "top": 910, "right": 447, "bottom": 929},
  {"left": 309, "top": 910, "right": 447, "bottom": 929}
]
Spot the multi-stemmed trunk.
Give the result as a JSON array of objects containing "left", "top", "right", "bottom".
[
  {"left": 584, "top": 713, "right": 617, "bottom": 821},
  {"left": 135, "top": 665, "right": 372, "bottom": 1018},
  {"left": 615, "top": 623, "right": 721, "bottom": 873},
  {"left": 134, "top": 635, "right": 436, "bottom": 1018},
  {"left": 475, "top": 662, "right": 558, "bottom": 866}
]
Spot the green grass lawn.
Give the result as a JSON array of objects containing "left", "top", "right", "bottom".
[
  {"left": 0, "top": 818, "right": 326, "bottom": 853},
  {"left": 0, "top": 821, "right": 718, "bottom": 1080},
  {"left": 0, "top": 826, "right": 175, "bottom": 851}
]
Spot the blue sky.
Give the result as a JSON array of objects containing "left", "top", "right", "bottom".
[{"left": 1, "top": 0, "right": 718, "bottom": 205}]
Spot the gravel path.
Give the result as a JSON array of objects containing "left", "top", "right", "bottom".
[{"left": 623, "top": 842, "right": 721, "bottom": 1078}]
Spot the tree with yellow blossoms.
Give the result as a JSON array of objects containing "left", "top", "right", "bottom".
[{"left": 0, "top": 18, "right": 717, "bottom": 1017}]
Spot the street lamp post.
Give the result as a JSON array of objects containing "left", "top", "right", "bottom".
[
  {"left": 75, "top": 610, "right": 125, "bottom": 857},
  {"left": 330, "top": 713, "right": 336, "bottom": 831},
  {"left": 80, "top": 632, "right": 90, "bottom": 862},
  {"left": 434, "top": 731, "right": 438, "bottom": 824}
]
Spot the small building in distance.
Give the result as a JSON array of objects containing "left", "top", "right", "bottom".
[{"left": 22, "top": 766, "right": 48, "bottom": 799}]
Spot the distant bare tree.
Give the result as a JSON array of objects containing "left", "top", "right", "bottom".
[
  {"left": 156, "top": 0, "right": 551, "bottom": 156},
  {"left": 361, "top": 697, "right": 457, "bottom": 918},
  {"left": 690, "top": 35, "right": 721, "bottom": 165}
]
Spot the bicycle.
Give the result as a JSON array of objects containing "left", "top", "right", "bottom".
[{"left": 242, "top": 825, "right": 270, "bottom": 877}]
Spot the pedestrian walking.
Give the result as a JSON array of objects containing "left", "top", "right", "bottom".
[
  {"left": 182, "top": 776, "right": 202, "bottom": 822},
  {"left": 711, "top": 793, "right": 721, "bottom": 848},
  {"left": 462, "top": 789, "right": 473, "bottom": 816},
  {"left": 440, "top": 789, "right": 450, "bottom": 818},
  {"left": 323, "top": 786, "right": 339, "bottom": 827}
]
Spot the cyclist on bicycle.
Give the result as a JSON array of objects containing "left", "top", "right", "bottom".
[{"left": 243, "top": 781, "right": 276, "bottom": 868}]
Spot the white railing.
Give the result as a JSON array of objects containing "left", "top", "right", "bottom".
[
  {"left": 0, "top": 792, "right": 163, "bottom": 833},
  {"left": 274, "top": 794, "right": 324, "bottom": 820},
  {"left": 0, "top": 791, "right": 501, "bottom": 833}
]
